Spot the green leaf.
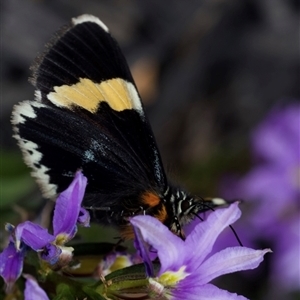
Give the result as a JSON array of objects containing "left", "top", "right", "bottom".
[
  {"left": 53, "top": 283, "right": 76, "bottom": 300},
  {"left": 82, "top": 286, "right": 107, "bottom": 300}
]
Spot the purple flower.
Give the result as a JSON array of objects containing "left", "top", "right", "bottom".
[
  {"left": 271, "top": 216, "right": 300, "bottom": 291},
  {"left": 131, "top": 203, "right": 270, "bottom": 300},
  {"left": 0, "top": 242, "right": 26, "bottom": 293},
  {"left": 0, "top": 171, "right": 90, "bottom": 291},
  {"left": 53, "top": 171, "right": 90, "bottom": 242},
  {"left": 220, "top": 104, "right": 300, "bottom": 293},
  {"left": 24, "top": 274, "right": 49, "bottom": 300},
  {"left": 15, "top": 222, "right": 55, "bottom": 251},
  {"left": 222, "top": 104, "right": 299, "bottom": 230},
  {"left": 14, "top": 171, "right": 89, "bottom": 264}
]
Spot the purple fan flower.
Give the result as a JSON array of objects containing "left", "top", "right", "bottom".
[
  {"left": 220, "top": 104, "right": 300, "bottom": 292},
  {"left": 52, "top": 171, "right": 90, "bottom": 242},
  {"left": 24, "top": 275, "right": 49, "bottom": 300},
  {"left": 0, "top": 171, "right": 90, "bottom": 291},
  {"left": 232, "top": 104, "right": 299, "bottom": 230},
  {"left": 14, "top": 171, "right": 90, "bottom": 264},
  {"left": 0, "top": 242, "right": 26, "bottom": 293},
  {"left": 131, "top": 203, "right": 270, "bottom": 300}
]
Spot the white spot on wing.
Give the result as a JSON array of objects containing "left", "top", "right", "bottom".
[
  {"left": 13, "top": 135, "right": 57, "bottom": 198},
  {"left": 11, "top": 101, "right": 57, "bottom": 198},
  {"left": 83, "top": 139, "right": 106, "bottom": 163},
  {"left": 11, "top": 101, "right": 45, "bottom": 125},
  {"left": 126, "top": 82, "right": 144, "bottom": 115},
  {"left": 34, "top": 90, "right": 42, "bottom": 101},
  {"left": 72, "top": 14, "right": 109, "bottom": 32},
  {"left": 83, "top": 150, "right": 95, "bottom": 162}
]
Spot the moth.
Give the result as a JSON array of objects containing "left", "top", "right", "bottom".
[{"left": 12, "top": 15, "right": 225, "bottom": 239}]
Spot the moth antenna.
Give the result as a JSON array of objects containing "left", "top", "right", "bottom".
[
  {"left": 193, "top": 213, "right": 204, "bottom": 222},
  {"left": 193, "top": 200, "right": 244, "bottom": 247},
  {"left": 229, "top": 224, "right": 243, "bottom": 247}
]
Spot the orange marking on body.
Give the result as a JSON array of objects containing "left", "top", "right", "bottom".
[
  {"left": 154, "top": 204, "right": 168, "bottom": 223},
  {"left": 141, "top": 191, "right": 161, "bottom": 207},
  {"left": 120, "top": 225, "right": 135, "bottom": 240}
]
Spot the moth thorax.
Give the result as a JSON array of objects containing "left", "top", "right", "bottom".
[{"left": 164, "top": 190, "right": 194, "bottom": 238}]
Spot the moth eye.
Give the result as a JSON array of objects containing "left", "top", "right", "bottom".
[{"left": 180, "top": 200, "right": 191, "bottom": 213}]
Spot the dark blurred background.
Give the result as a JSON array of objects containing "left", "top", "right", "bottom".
[{"left": 1, "top": 0, "right": 299, "bottom": 299}]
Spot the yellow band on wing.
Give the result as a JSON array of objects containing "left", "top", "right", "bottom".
[{"left": 47, "top": 78, "right": 141, "bottom": 113}]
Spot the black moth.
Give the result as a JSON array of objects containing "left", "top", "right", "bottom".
[{"left": 12, "top": 14, "right": 226, "bottom": 239}]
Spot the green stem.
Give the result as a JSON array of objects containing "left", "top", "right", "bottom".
[{"left": 96, "top": 277, "right": 149, "bottom": 298}]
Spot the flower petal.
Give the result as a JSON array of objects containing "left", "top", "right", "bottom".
[
  {"left": 0, "top": 242, "right": 25, "bottom": 293},
  {"left": 130, "top": 215, "right": 185, "bottom": 274},
  {"left": 40, "top": 244, "right": 62, "bottom": 265},
  {"left": 175, "top": 283, "right": 248, "bottom": 300},
  {"left": 271, "top": 217, "right": 300, "bottom": 290},
  {"left": 77, "top": 208, "right": 90, "bottom": 227},
  {"left": 196, "top": 247, "right": 271, "bottom": 285},
  {"left": 15, "top": 221, "right": 55, "bottom": 251},
  {"left": 132, "top": 224, "right": 154, "bottom": 277},
  {"left": 24, "top": 274, "right": 49, "bottom": 300},
  {"left": 252, "top": 104, "right": 300, "bottom": 166},
  {"left": 53, "top": 171, "right": 87, "bottom": 239},
  {"left": 185, "top": 202, "right": 241, "bottom": 270}
]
